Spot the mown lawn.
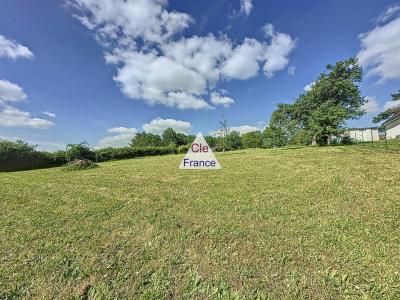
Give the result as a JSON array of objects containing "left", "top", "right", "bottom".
[{"left": 1, "top": 146, "right": 399, "bottom": 299}]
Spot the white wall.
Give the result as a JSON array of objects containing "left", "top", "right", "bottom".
[
  {"left": 345, "top": 129, "right": 379, "bottom": 142},
  {"left": 386, "top": 117, "right": 400, "bottom": 139}
]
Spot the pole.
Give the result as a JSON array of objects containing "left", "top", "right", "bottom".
[
  {"left": 371, "top": 128, "right": 374, "bottom": 148},
  {"left": 385, "top": 130, "right": 388, "bottom": 150}
]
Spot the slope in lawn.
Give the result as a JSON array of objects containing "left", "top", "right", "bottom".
[{"left": 0, "top": 147, "right": 399, "bottom": 299}]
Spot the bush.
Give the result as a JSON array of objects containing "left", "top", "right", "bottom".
[
  {"left": 178, "top": 144, "right": 190, "bottom": 153},
  {"left": 66, "top": 142, "right": 95, "bottom": 161}
]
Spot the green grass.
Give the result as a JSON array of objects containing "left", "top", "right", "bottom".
[{"left": 1, "top": 146, "right": 400, "bottom": 299}]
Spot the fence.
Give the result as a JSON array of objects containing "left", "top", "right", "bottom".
[{"left": 353, "top": 130, "right": 400, "bottom": 151}]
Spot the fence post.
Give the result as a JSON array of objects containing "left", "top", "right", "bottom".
[
  {"left": 385, "top": 130, "right": 388, "bottom": 150},
  {"left": 371, "top": 128, "right": 374, "bottom": 147}
]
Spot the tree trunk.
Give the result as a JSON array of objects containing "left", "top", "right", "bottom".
[{"left": 311, "top": 135, "right": 317, "bottom": 146}]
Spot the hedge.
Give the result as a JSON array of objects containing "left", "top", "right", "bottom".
[
  {"left": 0, "top": 140, "right": 179, "bottom": 172},
  {"left": 94, "top": 146, "right": 177, "bottom": 162}
]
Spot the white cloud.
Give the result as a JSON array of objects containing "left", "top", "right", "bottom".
[
  {"left": 98, "top": 127, "right": 137, "bottom": 148},
  {"left": 230, "top": 125, "right": 259, "bottom": 134},
  {"left": 240, "top": 0, "right": 253, "bottom": 17},
  {"left": 288, "top": 66, "right": 296, "bottom": 75},
  {"left": 262, "top": 24, "right": 297, "bottom": 78},
  {"left": 357, "top": 15, "right": 400, "bottom": 82},
  {"left": 304, "top": 81, "right": 315, "bottom": 92},
  {"left": 142, "top": 117, "right": 192, "bottom": 134},
  {"left": 383, "top": 100, "right": 400, "bottom": 110},
  {"left": 221, "top": 38, "right": 264, "bottom": 80},
  {"left": 0, "top": 80, "right": 27, "bottom": 102},
  {"left": 210, "top": 124, "right": 262, "bottom": 136},
  {"left": 362, "top": 96, "right": 380, "bottom": 113},
  {"left": 376, "top": 5, "right": 400, "bottom": 23},
  {"left": 0, "top": 34, "right": 33, "bottom": 60},
  {"left": 42, "top": 111, "right": 56, "bottom": 118},
  {"left": 0, "top": 105, "right": 54, "bottom": 129},
  {"left": 70, "top": 1, "right": 296, "bottom": 110},
  {"left": 210, "top": 91, "right": 234, "bottom": 107}
]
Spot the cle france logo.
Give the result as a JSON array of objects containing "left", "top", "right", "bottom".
[{"left": 179, "top": 132, "right": 221, "bottom": 169}]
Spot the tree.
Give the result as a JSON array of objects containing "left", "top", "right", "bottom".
[
  {"left": 217, "top": 114, "right": 229, "bottom": 152},
  {"left": 264, "top": 103, "right": 300, "bottom": 147},
  {"left": 241, "top": 131, "right": 263, "bottom": 148},
  {"left": 225, "top": 131, "right": 242, "bottom": 150},
  {"left": 205, "top": 135, "right": 217, "bottom": 148},
  {"left": 66, "top": 142, "right": 95, "bottom": 161},
  {"left": 176, "top": 133, "right": 188, "bottom": 146},
  {"left": 131, "top": 132, "right": 162, "bottom": 147},
  {"left": 162, "top": 128, "right": 178, "bottom": 146},
  {"left": 296, "top": 58, "right": 365, "bottom": 145},
  {"left": 373, "top": 91, "right": 400, "bottom": 124}
]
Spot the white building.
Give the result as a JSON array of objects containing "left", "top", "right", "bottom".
[
  {"left": 344, "top": 127, "right": 379, "bottom": 142},
  {"left": 383, "top": 113, "right": 400, "bottom": 139}
]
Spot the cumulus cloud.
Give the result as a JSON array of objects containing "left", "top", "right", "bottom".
[
  {"left": 0, "top": 105, "right": 54, "bottom": 129},
  {"left": 362, "top": 96, "right": 379, "bottom": 113},
  {"left": 142, "top": 117, "right": 192, "bottom": 134},
  {"left": 0, "top": 79, "right": 53, "bottom": 129},
  {"left": 210, "top": 91, "right": 234, "bottom": 107},
  {"left": 42, "top": 111, "right": 56, "bottom": 118},
  {"left": 0, "top": 80, "right": 27, "bottom": 102},
  {"left": 69, "top": 0, "right": 296, "bottom": 109},
  {"left": 98, "top": 127, "right": 137, "bottom": 148},
  {"left": 357, "top": 12, "right": 400, "bottom": 82},
  {"left": 240, "top": 0, "right": 253, "bottom": 17},
  {"left": 384, "top": 100, "right": 400, "bottom": 110},
  {"left": 0, "top": 34, "right": 33, "bottom": 60},
  {"left": 262, "top": 23, "right": 297, "bottom": 78}
]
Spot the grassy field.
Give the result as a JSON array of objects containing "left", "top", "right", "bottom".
[{"left": 1, "top": 146, "right": 400, "bottom": 299}]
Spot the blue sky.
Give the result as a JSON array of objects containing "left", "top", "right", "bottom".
[{"left": 1, "top": 0, "right": 400, "bottom": 150}]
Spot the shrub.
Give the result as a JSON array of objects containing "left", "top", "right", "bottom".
[
  {"left": 66, "top": 142, "right": 95, "bottom": 161},
  {"left": 241, "top": 131, "right": 263, "bottom": 148},
  {"left": 178, "top": 144, "right": 190, "bottom": 153}
]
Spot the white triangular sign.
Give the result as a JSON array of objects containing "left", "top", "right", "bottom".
[{"left": 179, "top": 132, "right": 221, "bottom": 169}]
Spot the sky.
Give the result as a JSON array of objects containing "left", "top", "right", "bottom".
[{"left": 0, "top": 0, "right": 400, "bottom": 150}]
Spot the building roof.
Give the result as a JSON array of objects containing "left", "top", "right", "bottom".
[
  {"left": 383, "top": 112, "right": 400, "bottom": 126},
  {"left": 346, "top": 127, "right": 378, "bottom": 131}
]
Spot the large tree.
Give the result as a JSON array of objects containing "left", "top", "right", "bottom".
[
  {"left": 297, "top": 58, "right": 365, "bottom": 144},
  {"left": 373, "top": 91, "right": 400, "bottom": 124}
]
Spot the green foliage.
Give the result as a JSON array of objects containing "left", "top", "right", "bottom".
[
  {"left": 95, "top": 146, "right": 177, "bottom": 162},
  {"left": 131, "top": 132, "right": 163, "bottom": 147},
  {"left": 65, "top": 142, "right": 95, "bottom": 161},
  {"left": 265, "top": 58, "right": 365, "bottom": 146},
  {"left": 1, "top": 139, "right": 178, "bottom": 172},
  {"left": 373, "top": 91, "right": 400, "bottom": 123},
  {"left": 225, "top": 131, "right": 242, "bottom": 150},
  {"left": 162, "top": 128, "right": 178, "bottom": 146},
  {"left": 0, "top": 140, "right": 63, "bottom": 172},
  {"left": 178, "top": 144, "right": 190, "bottom": 154},
  {"left": 204, "top": 135, "right": 217, "bottom": 148},
  {"left": 241, "top": 131, "right": 264, "bottom": 148}
]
